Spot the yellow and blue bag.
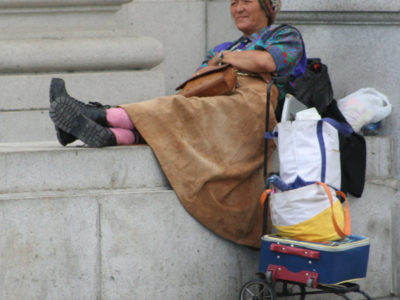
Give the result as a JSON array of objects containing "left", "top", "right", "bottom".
[{"left": 268, "top": 182, "right": 351, "bottom": 242}]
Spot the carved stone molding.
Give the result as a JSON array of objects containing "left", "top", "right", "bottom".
[
  {"left": 0, "top": 0, "right": 132, "bottom": 9},
  {"left": 278, "top": 11, "right": 400, "bottom": 25},
  {"left": 282, "top": 0, "right": 400, "bottom": 12},
  {"left": 0, "top": 0, "right": 134, "bottom": 39},
  {"left": 0, "top": 36, "right": 164, "bottom": 73}
]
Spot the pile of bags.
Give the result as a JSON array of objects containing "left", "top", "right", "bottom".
[{"left": 265, "top": 88, "right": 392, "bottom": 242}]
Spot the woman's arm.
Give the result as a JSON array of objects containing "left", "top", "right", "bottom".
[
  {"left": 220, "top": 50, "right": 277, "bottom": 74},
  {"left": 193, "top": 50, "right": 276, "bottom": 79}
]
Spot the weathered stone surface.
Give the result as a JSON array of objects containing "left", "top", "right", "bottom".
[
  {"left": 365, "top": 136, "right": 393, "bottom": 179},
  {"left": 0, "top": 195, "right": 99, "bottom": 300},
  {"left": 100, "top": 189, "right": 259, "bottom": 300},
  {"left": 349, "top": 182, "right": 398, "bottom": 298},
  {"left": 0, "top": 188, "right": 260, "bottom": 300},
  {"left": 393, "top": 202, "right": 400, "bottom": 296},
  {"left": 126, "top": 1, "right": 206, "bottom": 95}
]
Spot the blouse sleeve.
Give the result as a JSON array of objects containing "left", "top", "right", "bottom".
[
  {"left": 197, "top": 41, "right": 235, "bottom": 69},
  {"left": 261, "top": 26, "right": 306, "bottom": 78}
]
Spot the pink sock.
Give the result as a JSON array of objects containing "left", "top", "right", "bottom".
[
  {"left": 106, "top": 108, "right": 135, "bottom": 130},
  {"left": 110, "top": 128, "right": 136, "bottom": 145}
]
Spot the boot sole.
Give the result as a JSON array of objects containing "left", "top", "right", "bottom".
[
  {"left": 49, "top": 96, "right": 115, "bottom": 147},
  {"left": 49, "top": 78, "right": 77, "bottom": 145},
  {"left": 49, "top": 78, "right": 66, "bottom": 103}
]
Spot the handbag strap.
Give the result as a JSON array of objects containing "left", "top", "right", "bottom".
[{"left": 316, "top": 182, "right": 351, "bottom": 238}]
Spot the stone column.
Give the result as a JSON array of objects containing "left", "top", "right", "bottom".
[{"left": 0, "top": 0, "right": 165, "bottom": 142}]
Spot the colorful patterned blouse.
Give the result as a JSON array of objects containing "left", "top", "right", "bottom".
[{"left": 199, "top": 25, "right": 307, "bottom": 79}]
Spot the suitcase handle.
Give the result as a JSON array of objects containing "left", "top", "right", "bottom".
[
  {"left": 267, "top": 265, "right": 319, "bottom": 288},
  {"left": 270, "top": 243, "right": 320, "bottom": 259}
]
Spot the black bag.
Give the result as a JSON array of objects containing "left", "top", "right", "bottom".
[
  {"left": 280, "top": 58, "right": 366, "bottom": 197},
  {"left": 323, "top": 101, "right": 366, "bottom": 198},
  {"left": 291, "top": 58, "right": 334, "bottom": 116}
]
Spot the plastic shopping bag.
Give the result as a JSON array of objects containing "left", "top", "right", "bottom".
[{"left": 337, "top": 88, "right": 392, "bottom": 132}]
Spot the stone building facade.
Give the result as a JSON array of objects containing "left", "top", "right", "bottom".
[{"left": 0, "top": 0, "right": 399, "bottom": 299}]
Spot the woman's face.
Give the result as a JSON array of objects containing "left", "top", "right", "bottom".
[{"left": 230, "top": 0, "right": 269, "bottom": 36}]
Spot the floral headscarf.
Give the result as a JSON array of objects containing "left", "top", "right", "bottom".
[{"left": 259, "top": 0, "right": 281, "bottom": 25}]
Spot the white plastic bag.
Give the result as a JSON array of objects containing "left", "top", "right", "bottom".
[{"left": 337, "top": 88, "right": 392, "bottom": 132}]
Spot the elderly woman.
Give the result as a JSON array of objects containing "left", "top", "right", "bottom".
[{"left": 49, "top": 0, "right": 306, "bottom": 248}]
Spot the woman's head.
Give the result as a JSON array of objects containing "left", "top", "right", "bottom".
[
  {"left": 230, "top": 0, "right": 281, "bottom": 36},
  {"left": 259, "top": 0, "right": 281, "bottom": 25}
]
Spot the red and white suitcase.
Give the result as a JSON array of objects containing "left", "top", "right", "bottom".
[{"left": 259, "top": 234, "right": 370, "bottom": 287}]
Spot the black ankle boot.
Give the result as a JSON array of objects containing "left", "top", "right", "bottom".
[
  {"left": 49, "top": 96, "right": 117, "bottom": 147},
  {"left": 55, "top": 126, "right": 76, "bottom": 146},
  {"left": 49, "top": 78, "right": 111, "bottom": 145}
]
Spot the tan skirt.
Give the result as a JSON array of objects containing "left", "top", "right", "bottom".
[{"left": 121, "top": 76, "right": 278, "bottom": 248}]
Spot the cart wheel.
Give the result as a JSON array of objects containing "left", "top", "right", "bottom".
[{"left": 239, "top": 279, "right": 277, "bottom": 300}]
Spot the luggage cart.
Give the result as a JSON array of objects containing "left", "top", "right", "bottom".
[
  {"left": 239, "top": 276, "right": 371, "bottom": 300},
  {"left": 239, "top": 78, "right": 372, "bottom": 300},
  {"left": 239, "top": 234, "right": 371, "bottom": 300}
]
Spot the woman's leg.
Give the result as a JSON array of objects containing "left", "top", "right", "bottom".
[
  {"left": 50, "top": 96, "right": 117, "bottom": 147},
  {"left": 50, "top": 78, "right": 111, "bottom": 146},
  {"left": 110, "top": 128, "right": 139, "bottom": 145},
  {"left": 106, "top": 108, "right": 135, "bottom": 130},
  {"left": 50, "top": 78, "right": 142, "bottom": 146}
]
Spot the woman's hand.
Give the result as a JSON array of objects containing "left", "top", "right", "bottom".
[{"left": 191, "top": 56, "right": 220, "bottom": 77}]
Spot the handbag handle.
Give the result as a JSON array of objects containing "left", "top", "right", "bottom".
[{"left": 316, "top": 182, "right": 351, "bottom": 238}]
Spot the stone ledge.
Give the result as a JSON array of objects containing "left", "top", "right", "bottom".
[
  {"left": 0, "top": 36, "right": 164, "bottom": 73},
  {"left": 0, "top": 142, "right": 169, "bottom": 194},
  {"left": 0, "top": 135, "right": 391, "bottom": 193}
]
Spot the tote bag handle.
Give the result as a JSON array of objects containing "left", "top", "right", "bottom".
[
  {"left": 260, "top": 189, "right": 272, "bottom": 235},
  {"left": 316, "top": 182, "right": 351, "bottom": 238}
]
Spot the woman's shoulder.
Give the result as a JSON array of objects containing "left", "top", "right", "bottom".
[
  {"left": 212, "top": 38, "right": 241, "bottom": 52},
  {"left": 262, "top": 24, "right": 303, "bottom": 42}
]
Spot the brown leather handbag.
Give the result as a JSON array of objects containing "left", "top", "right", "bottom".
[{"left": 176, "top": 64, "right": 238, "bottom": 97}]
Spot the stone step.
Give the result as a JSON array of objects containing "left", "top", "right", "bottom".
[
  {"left": 0, "top": 136, "right": 392, "bottom": 194},
  {"left": 0, "top": 141, "right": 169, "bottom": 194}
]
